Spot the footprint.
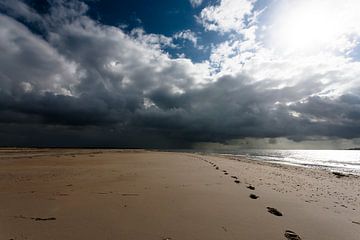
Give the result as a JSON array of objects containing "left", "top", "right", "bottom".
[
  {"left": 224, "top": 172, "right": 229, "bottom": 175},
  {"left": 231, "top": 176, "right": 238, "bottom": 179},
  {"left": 234, "top": 180, "right": 240, "bottom": 184},
  {"left": 247, "top": 185, "right": 255, "bottom": 190},
  {"left": 284, "top": 230, "right": 301, "bottom": 240},
  {"left": 332, "top": 172, "right": 347, "bottom": 178},
  {"left": 266, "top": 207, "right": 283, "bottom": 216},
  {"left": 31, "top": 217, "right": 56, "bottom": 221},
  {"left": 216, "top": 167, "right": 219, "bottom": 170},
  {"left": 249, "top": 194, "right": 259, "bottom": 199}
]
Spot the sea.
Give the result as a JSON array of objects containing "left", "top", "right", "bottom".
[{"left": 204, "top": 149, "right": 360, "bottom": 175}]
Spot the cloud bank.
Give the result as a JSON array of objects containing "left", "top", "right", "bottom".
[{"left": 1, "top": 0, "right": 360, "bottom": 148}]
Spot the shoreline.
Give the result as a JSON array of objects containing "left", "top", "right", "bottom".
[
  {"left": 216, "top": 152, "right": 360, "bottom": 177},
  {"left": 0, "top": 149, "right": 359, "bottom": 239},
  {"left": 192, "top": 150, "right": 360, "bottom": 176}
]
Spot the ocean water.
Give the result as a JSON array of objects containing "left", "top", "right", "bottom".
[{"left": 215, "top": 149, "right": 360, "bottom": 175}]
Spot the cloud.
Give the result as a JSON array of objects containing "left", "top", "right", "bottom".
[
  {"left": 0, "top": 14, "right": 79, "bottom": 96},
  {"left": 173, "top": 29, "right": 200, "bottom": 49},
  {"left": 189, "top": 0, "right": 203, "bottom": 8},
  {"left": 0, "top": 0, "right": 43, "bottom": 23},
  {"left": 130, "top": 28, "right": 176, "bottom": 50},
  {"left": 1, "top": 0, "right": 360, "bottom": 148},
  {"left": 198, "top": 0, "right": 255, "bottom": 33},
  {"left": 0, "top": 1, "right": 211, "bottom": 146}
]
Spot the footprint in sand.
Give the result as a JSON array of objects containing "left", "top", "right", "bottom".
[
  {"left": 234, "top": 180, "right": 240, "bottom": 184},
  {"left": 247, "top": 185, "right": 255, "bottom": 190},
  {"left": 231, "top": 176, "right": 238, "bottom": 179},
  {"left": 249, "top": 194, "right": 259, "bottom": 199},
  {"left": 284, "top": 230, "right": 301, "bottom": 240},
  {"left": 32, "top": 217, "right": 56, "bottom": 221},
  {"left": 266, "top": 207, "right": 283, "bottom": 216}
]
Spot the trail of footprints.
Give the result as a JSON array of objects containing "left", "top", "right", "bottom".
[{"left": 200, "top": 157, "right": 302, "bottom": 240}]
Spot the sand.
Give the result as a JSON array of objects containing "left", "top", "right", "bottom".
[{"left": 0, "top": 148, "right": 359, "bottom": 240}]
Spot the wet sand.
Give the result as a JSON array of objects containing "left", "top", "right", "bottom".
[{"left": 0, "top": 148, "right": 359, "bottom": 239}]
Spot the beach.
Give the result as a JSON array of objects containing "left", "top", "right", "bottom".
[{"left": 0, "top": 149, "right": 359, "bottom": 240}]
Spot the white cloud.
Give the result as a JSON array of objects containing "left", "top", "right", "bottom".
[
  {"left": 130, "top": 28, "right": 176, "bottom": 50},
  {"left": 204, "top": 0, "right": 360, "bottom": 102},
  {"left": 0, "top": 3, "right": 213, "bottom": 99},
  {"left": 198, "top": 0, "right": 255, "bottom": 33},
  {"left": 189, "top": 0, "right": 203, "bottom": 8},
  {"left": 173, "top": 29, "right": 199, "bottom": 48},
  {"left": 0, "top": 14, "right": 79, "bottom": 96}
]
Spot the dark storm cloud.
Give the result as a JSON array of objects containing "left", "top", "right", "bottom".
[
  {"left": 1, "top": 0, "right": 360, "bottom": 148},
  {"left": 134, "top": 75, "right": 359, "bottom": 143},
  {"left": 288, "top": 94, "right": 360, "bottom": 139}
]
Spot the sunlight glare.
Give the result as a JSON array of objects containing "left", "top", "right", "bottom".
[{"left": 268, "top": 0, "right": 360, "bottom": 54}]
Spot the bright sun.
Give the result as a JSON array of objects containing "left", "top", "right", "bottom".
[{"left": 268, "top": 0, "right": 360, "bottom": 54}]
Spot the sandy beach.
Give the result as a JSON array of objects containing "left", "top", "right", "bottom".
[{"left": 0, "top": 149, "right": 359, "bottom": 240}]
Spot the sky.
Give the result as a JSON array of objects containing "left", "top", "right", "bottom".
[{"left": 1, "top": 0, "right": 360, "bottom": 149}]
